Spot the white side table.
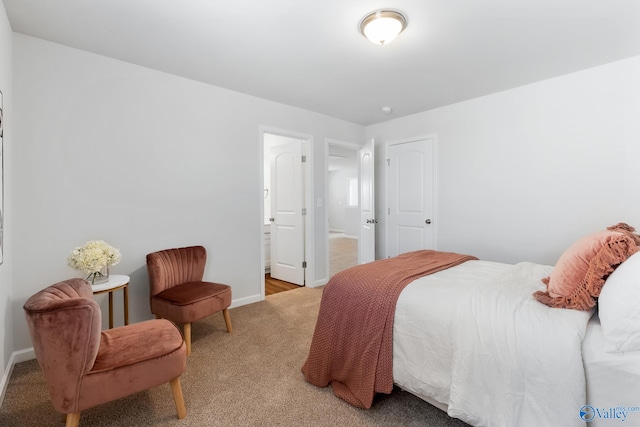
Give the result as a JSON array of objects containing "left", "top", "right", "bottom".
[{"left": 92, "top": 274, "right": 130, "bottom": 329}]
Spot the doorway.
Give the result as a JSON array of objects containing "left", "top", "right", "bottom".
[{"left": 326, "top": 140, "right": 359, "bottom": 278}]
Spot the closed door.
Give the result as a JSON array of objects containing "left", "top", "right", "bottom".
[
  {"left": 270, "top": 141, "right": 305, "bottom": 285},
  {"left": 387, "top": 138, "right": 435, "bottom": 257}
]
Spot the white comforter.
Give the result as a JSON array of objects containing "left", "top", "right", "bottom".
[{"left": 393, "top": 260, "right": 593, "bottom": 427}]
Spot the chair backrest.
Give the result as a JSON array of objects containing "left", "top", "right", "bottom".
[
  {"left": 147, "top": 245, "right": 207, "bottom": 297},
  {"left": 23, "top": 278, "right": 102, "bottom": 414}
]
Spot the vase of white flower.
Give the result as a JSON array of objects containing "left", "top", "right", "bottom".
[
  {"left": 67, "top": 240, "right": 121, "bottom": 285},
  {"left": 87, "top": 265, "right": 110, "bottom": 285}
]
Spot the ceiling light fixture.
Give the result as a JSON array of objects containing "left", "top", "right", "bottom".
[{"left": 359, "top": 9, "right": 407, "bottom": 46}]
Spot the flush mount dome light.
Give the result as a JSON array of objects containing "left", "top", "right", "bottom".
[{"left": 359, "top": 9, "right": 407, "bottom": 45}]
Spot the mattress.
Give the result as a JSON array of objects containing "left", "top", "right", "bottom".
[{"left": 582, "top": 313, "right": 640, "bottom": 426}]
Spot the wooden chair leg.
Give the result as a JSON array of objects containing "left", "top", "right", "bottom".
[
  {"left": 66, "top": 412, "right": 81, "bottom": 427},
  {"left": 183, "top": 322, "right": 191, "bottom": 356},
  {"left": 170, "top": 377, "right": 187, "bottom": 419},
  {"left": 223, "top": 308, "right": 232, "bottom": 333}
]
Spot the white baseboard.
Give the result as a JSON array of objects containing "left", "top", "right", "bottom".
[
  {"left": 229, "top": 294, "right": 262, "bottom": 308},
  {"left": 310, "top": 278, "right": 328, "bottom": 288},
  {"left": 13, "top": 347, "right": 36, "bottom": 364},
  {"left": 1, "top": 347, "right": 35, "bottom": 407}
]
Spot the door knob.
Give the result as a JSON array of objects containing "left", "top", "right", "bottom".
[
  {"left": 425, "top": 219, "right": 432, "bottom": 224},
  {"left": 269, "top": 217, "right": 275, "bottom": 222}
]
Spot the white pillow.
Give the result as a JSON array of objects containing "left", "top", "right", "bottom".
[{"left": 599, "top": 251, "right": 640, "bottom": 352}]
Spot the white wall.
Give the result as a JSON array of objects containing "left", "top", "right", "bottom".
[
  {"left": 11, "top": 34, "right": 363, "bottom": 352},
  {"left": 0, "top": 1, "right": 12, "bottom": 398},
  {"left": 367, "top": 55, "right": 640, "bottom": 265},
  {"left": 328, "top": 168, "right": 357, "bottom": 232}
]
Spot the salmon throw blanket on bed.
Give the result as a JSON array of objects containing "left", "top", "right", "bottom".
[{"left": 301, "top": 249, "right": 477, "bottom": 409}]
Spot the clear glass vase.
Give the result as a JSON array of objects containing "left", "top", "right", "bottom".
[{"left": 87, "top": 266, "right": 109, "bottom": 285}]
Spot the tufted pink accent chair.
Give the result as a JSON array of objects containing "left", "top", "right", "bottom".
[
  {"left": 23, "top": 278, "right": 187, "bottom": 427},
  {"left": 146, "top": 245, "right": 232, "bottom": 356}
]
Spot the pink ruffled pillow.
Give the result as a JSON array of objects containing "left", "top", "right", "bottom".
[{"left": 534, "top": 223, "right": 640, "bottom": 311}]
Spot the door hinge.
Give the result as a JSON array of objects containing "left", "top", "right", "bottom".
[
  {"left": 302, "top": 261, "right": 307, "bottom": 268},
  {"left": 388, "top": 208, "right": 390, "bottom": 215},
  {"left": 301, "top": 155, "right": 307, "bottom": 163},
  {"left": 386, "top": 158, "right": 390, "bottom": 166},
  {"left": 302, "top": 208, "right": 307, "bottom": 215}
]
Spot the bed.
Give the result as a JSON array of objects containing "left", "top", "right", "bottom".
[
  {"left": 302, "top": 224, "right": 640, "bottom": 427},
  {"left": 582, "top": 313, "right": 640, "bottom": 426}
]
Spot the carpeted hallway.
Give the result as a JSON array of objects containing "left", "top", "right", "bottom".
[
  {"left": 0, "top": 287, "right": 469, "bottom": 426},
  {"left": 329, "top": 233, "right": 358, "bottom": 278}
]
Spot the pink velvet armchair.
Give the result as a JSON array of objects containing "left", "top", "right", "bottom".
[
  {"left": 23, "top": 278, "right": 187, "bottom": 427},
  {"left": 146, "top": 245, "right": 232, "bottom": 356}
]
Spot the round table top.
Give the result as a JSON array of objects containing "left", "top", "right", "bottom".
[{"left": 91, "top": 274, "right": 130, "bottom": 293}]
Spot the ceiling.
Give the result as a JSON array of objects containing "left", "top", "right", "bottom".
[
  {"left": 328, "top": 145, "right": 358, "bottom": 172},
  {"left": 3, "top": 0, "right": 640, "bottom": 125}
]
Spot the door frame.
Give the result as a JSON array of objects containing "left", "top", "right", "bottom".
[
  {"left": 384, "top": 134, "right": 438, "bottom": 259},
  {"left": 260, "top": 126, "right": 315, "bottom": 299},
  {"left": 325, "top": 138, "right": 361, "bottom": 282}
]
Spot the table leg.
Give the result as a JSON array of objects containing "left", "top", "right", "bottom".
[
  {"left": 108, "top": 291, "right": 114, "bottom": 329},
  {"left": 123, "top": 284, "right": 129, "bottom": 325}
]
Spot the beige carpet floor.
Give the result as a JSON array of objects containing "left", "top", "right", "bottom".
[
  {"left": 329, "top": 235, "right": 358, "bottom": 278},
  {"left": 0, "top": 287, "right": 469, "bottom": 426}
]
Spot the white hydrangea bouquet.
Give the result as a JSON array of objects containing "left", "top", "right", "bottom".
[{"left": 67, "top": 240, "right": 121, "bottom": 285}]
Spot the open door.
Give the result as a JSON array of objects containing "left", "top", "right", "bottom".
[
  {"left": 270, "top": 140, "right": 305, "bottom": 285},
  {"left": 358, "top": 139, "right": 375, "bottom": 264}
]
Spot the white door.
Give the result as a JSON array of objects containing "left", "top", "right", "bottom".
[
  {"left": 270, "top": 141, "right": 305, "bottom": 285},
  {"left": 387, "top": 138, "right": 435, "bottom": 257},
  {"left": 359, "top": 139, "right": 375, "bottom": 264}
]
